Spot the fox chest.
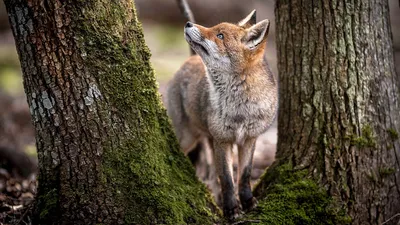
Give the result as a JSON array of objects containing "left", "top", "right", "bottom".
[{"left": 207, "top": 97, "right": 270, "bottom": 143}]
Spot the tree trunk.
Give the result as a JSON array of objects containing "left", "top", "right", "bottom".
[
  {"left": 243, "top": 0, "right": 400, "bottom": 224},
  {"left": 3, "top": 0, "right": 218, "bottom": 224}
]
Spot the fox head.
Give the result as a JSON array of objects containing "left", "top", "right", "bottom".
[{"left": 184, "top": 10, "right": 269, "bottom": 72}]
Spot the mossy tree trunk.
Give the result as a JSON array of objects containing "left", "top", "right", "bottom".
[
  {"left": 245, "top": 0, "right": 400, "bottom": 224},
  {"left": 3, "top": 0, "right": 218, "bottom": 224}
]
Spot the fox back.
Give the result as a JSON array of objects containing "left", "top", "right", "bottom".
[{"left": 166, "top": 10, "right": 278, "bottom": 220}]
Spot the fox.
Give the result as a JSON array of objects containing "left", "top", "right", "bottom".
[{"left": 166, "top": 9, "right": 278, "bottom": 220}]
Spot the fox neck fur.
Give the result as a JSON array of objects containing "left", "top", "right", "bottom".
[{"left": 203, "top": 55, "right": 277, "bottom": 146}]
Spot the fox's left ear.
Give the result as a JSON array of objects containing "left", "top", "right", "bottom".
[
  {"left": 243, "top": 19, "right": 270, "bottom": 50},
  {"left": 238, "top": 10, "right": 257, "bottom": 28}
]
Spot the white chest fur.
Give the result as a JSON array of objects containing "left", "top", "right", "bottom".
[{"left": 206, "top": 69, "right": 273, "bottom": 145}]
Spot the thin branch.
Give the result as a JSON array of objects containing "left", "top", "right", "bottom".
[
  {"left": 14, "top": 202, "right": 33, "bottom": 225},
  {"left": 231, "top": 220, "right": 261, "bottom": 225},
  {"left": 175, "top": 0, "right": 196, "bottom": 55},
  {"left": 176, "top": 0, "right": 195, "bottom": 23},
  {"left": 382, "top": 213, "right": 400, "bottom": 225}
]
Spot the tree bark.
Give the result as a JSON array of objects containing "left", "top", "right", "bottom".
[
  {"left": 243, "top": 0, "right": 400, "bottom": 224},
  {"left": 3, "top": 0, "right": 218, "bottom": 224}
]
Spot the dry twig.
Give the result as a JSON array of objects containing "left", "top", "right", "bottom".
[
  {"left": 381, "top": 213, "right": 400, "bottom": 225},
  {"left": 231, "top": 219, "right": 261, "bottom": 225}
]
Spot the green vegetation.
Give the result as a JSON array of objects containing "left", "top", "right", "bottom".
[
  {"left": 379, "top": 167, "right": 396, "bottom": 178},
  {"left": 37, "top": 189, "right": 59, "bottom": 221},
  {"left": 347, "top": 125, "right": 376, "bottom": 148},
  {"left": 243, "top": 163, "right": 351, "bottom": 225},
  {"left": 387, "top": 128, "right": 399, "bottom": 140},
  {"left": 143, "top": 24, "right": 189, "bottom": 82},
  {"left": 0, "top": 45, "right": 20, "bottom": 69},
  {"left": 0, "top": 68, "right": 23, "bottom": 95},
  {"left": 366, "top": 171, "right": 377, "bottom": 184},
  {"left": 0, "top": 46, "right": 24, "bottom": 95},
  {"left": 24, "top": 145, "right": 37, "bottom": 157}
]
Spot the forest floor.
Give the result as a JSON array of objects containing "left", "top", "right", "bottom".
[
  {"left": 0, "top": 87, "right": 36, "bottom": 225},
  {"left": 0, "top": 172, "right": 36, "bottom": 224}
]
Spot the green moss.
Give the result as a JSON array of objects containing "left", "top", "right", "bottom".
[
  {"left": 387, "top": 128, "right": 399, "bottom": 139},
  {"left": 366, "top": 171, "right": 377, "bottom": 184},
  {"left": 101, "top": 137, "right": 219, "bottom": 224},
  {"left": 70, "top": 1, "right": 219, "bottom": 224},
  {"left": 244, "top": 163, "right": 351, "bottom": 225},
  {"left": 346, "top": 125, "right": 376, "bottom": 148},
  {"left": 379, "top": 167, "right": 395, "bottom": 178},
  {"left": 37, "top": 189, "right": 59, "bottom": 220},
  {"left": 350, "top": 137, "right": 371, "bottom": 147}
]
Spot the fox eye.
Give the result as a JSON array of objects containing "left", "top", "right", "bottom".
[{"left": 217, "top": 33, "right": 224, "bottom": 39}]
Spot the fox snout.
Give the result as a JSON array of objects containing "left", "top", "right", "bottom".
[
  {"left": 184, "top": 23, "right": 209, "bottom": 54},
  {"left": 185, "top": 21, "right": 193, "bottom": 28},
  {"left": 184, "top": 23, "right": 202, "bottom": 43}
]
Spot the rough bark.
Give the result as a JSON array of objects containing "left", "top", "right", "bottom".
[
  {"left": 3, "top": 0, "right": 218, "bottom": 224},
  {"left": 242, "top": 0, "right": 400, "bottom": 224}
]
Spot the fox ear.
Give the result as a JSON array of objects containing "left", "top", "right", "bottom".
[
  {"left": 243, "top": 19, "right": 270, "bottom": 50},
  {"left": 238, "top": 9, "right": 256, "bottom": 28}
]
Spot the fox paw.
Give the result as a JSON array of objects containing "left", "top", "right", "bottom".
[
  {"left": 241, "top": 197, "right": 258, "bottom": 212},
  {"left": 224, "top": 205, "right": 241, "bottom": 222}
]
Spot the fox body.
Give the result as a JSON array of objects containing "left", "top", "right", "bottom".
[{"left": 166, "top": 10, "right": 278, "bottom": 220}]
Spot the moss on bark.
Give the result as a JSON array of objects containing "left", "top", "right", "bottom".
[
  {"left": 72, "top": 1, "right": 220, "bottom": 224},
  {"left": 240, "top": 162, "right": 351, "bottom": 225}
]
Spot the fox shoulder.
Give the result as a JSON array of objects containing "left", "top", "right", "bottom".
[{"left": 174, "top": 55, "right": 206, "bottom": 80}]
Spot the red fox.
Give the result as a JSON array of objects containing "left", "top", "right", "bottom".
[{"left": 166, "top": 10, "right": 278, "bottom": 220}]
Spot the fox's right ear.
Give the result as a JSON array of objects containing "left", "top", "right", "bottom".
[
  {"left": 243, "top": 19, "right": 270, "bottom": 50},
  {"left": 238, "top": 10, "right": 256, "bottom": 28}
]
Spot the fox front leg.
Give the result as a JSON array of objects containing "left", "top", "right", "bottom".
[
  {"left": 238, "top": 138, "right": 257, "bottom": 212},
  {"left": 213, "top": 141, "right": 240, "bottom": 220}
]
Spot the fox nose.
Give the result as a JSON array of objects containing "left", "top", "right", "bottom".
[{"left": 185, "top": 22, "right": 193, "bottom": 28}]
